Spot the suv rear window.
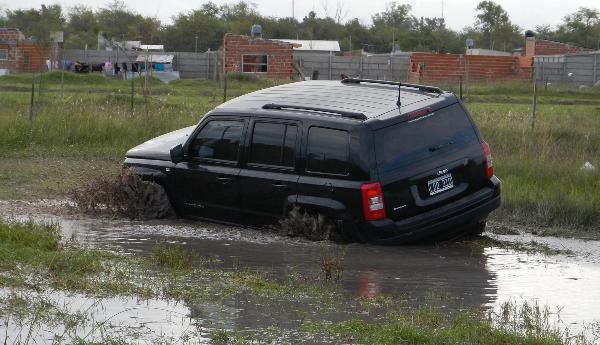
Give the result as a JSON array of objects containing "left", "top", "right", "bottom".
[
  {"left": 306, "top": 127, "right": 350, "bottom": 175},
  {"left": 375, "top": 104, "right": 478, "bottom": 173}
]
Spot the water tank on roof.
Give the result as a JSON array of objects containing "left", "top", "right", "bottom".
[
  {"left": 251, "top": 24, "right": 262, "bottom": 39},
  {"left": 525, "top": 30, "right": 535, "bottom": 38}
]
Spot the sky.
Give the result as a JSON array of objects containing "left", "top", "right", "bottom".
[{"left": 1, "top": 0, "right": 599, "bottom": 31}]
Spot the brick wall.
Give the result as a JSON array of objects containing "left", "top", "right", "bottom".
[
  {"left": 0, "top": 28, "right": 26, "bottom": 41},
  {"left": 525, "top": 37, "right": 592, "bottom": 56},
  {"left": 223, "top": 34, "right": 294, "bottom": 79},
  {"left": 0, "top": 28, "right": 52, "bottom": 73},
  {"left": 408, "top": 53, "right": 533, "bottom": 83}
]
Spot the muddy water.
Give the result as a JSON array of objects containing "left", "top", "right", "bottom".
[{"left": 2, "top": 203, "right": 600, "bottom": 342}]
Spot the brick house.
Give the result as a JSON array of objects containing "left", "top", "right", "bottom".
[
  {"left": 222, "top": 34, "right": 294, "bottom": 79},
  {"left": 0, "top": 28, "right": 54, "bottom": 73}
]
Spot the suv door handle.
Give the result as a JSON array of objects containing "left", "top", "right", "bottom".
[
  {"left": 216, "top": 176, "right": 232, "bottom": 184},
  {"left": 272, "top": 183, "right": 288, "bottom": 190}
]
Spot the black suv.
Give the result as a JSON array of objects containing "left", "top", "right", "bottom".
[{"left": 124, "top": 79, "right": 500, "bottom": 244}]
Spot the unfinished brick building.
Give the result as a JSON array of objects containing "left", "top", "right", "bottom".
[
  {"left": 409, "top": 53, "right": 533, "bottom": 83},
  {"left": 524, "top": 37, "right": 592, "bottom": 56},
  {"left": 0, "top": 28, "right": 53, "bottom": 73},
  {"left": 222, "top": 34, "right": 294, "bottom": 79}
]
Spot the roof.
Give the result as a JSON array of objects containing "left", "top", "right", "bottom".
[
  {"left": 217, "top": 80, "right": 451, "bottom": 121},
  {"left": 136, "top": 45, "right": 164, "bottom": 51},
  {"left": 136, "top": 54, "right": 174, "bottom": 63},
  {"left": 277, "top": 39, "right": 340, "bottom": 52}
]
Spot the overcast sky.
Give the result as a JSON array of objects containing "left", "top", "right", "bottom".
[{"left": 1, "top": 0, "right": 599, "bottom": 31}]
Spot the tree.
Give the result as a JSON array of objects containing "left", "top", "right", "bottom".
[
  {"left": 474, "top": 1, "right": 521, "bottom": 51},
  {"left": 372, "top": 3, "right": 414, "bottom": 30},
  {"left": 164, "top": 9, "right": 226, "bottom": 51},
  {"left": 555, "top": 7, "right": 600, "bottom": 48},
  {"left": 5, "top": 4, "right": 64, "bottom": 41},
  {"left": 64, "top": 5, "right": 98, "bottom": 48}
]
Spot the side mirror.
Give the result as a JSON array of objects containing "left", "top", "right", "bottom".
[{"left": 170, "top": 144, "right": 185, "bottom": 163}]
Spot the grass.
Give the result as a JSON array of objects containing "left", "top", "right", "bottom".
[
  {"left": 0, "top": 217, "right": 590, "bottom": 345},
  {"left": 0, "top": 73, "right": 599, "bottom": 236},
  {"left": 302, "top": 303, "right": 569, "bottom": 345}
]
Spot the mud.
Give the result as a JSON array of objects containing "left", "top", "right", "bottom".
[{"left": 1, "top": 200, "right": 600, "bottom": 343}]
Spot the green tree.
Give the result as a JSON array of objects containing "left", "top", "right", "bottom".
[
  {"left": 474, "top": 1, "right": 521, "bottom": 51},
  {"left": 64, "top": 5, "right": 98, "bottom": 48},
  {"left": 5, "top": 4, "right": 65, "bottom": 41},
  {"left": 164, "top": 9, "right": 226, "bottom": 51},
  {"left": 555, "top": 7, "right": 600, "bottom": 48}
]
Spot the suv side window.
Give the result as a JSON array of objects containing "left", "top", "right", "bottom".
[
  {"left": 249, "top": 122, "right": 297, "bottom": 167},
  {"left": 189, "top": 120, "right": 243, "bottom": 162},
  {"left": 306, "top": 127, "right": 350, "bottom": 175}
]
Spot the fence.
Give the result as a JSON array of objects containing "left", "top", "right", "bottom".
[
  {"left": 295, "top": 53, "right": 411, "bottom": 81},
  {"left": 61, "top": 49, "right": 220, "bottom": 80},
  {"left": 535, "top": 53, "right": 600, "bottom": 86}
]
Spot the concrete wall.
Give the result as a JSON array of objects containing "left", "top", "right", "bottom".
[
  {"left": 61, "top": 49, "right": 220, "bottom": 80},
  {"left": 296, "top": 53, "right": 411, "bottom": 81},
  {"left": 535, "top": 53, "right": 600, "bottom": 86}
]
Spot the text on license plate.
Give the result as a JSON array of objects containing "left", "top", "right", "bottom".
[{"left": 427, "top": 173, "right": 454, "bottom": 196}]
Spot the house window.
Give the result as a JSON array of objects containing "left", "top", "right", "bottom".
[
  {"left": 0, "top": 49, "right": 8, "bottom": 60},
  {"left": 242, "top": 54, "right": 268, "bottom": 73},
  {"left": 23, "top": 51, "right": 31, "bottom": 65}
]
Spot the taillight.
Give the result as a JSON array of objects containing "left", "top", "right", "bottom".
[
  {"left": 482, "top": 141, "right": 494, "bottom": 178},
  {"left": 361, "top": 182, "right": 386, "bottom": 221}
]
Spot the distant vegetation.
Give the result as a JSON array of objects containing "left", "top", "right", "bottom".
[{"left": 0, "top": 1, "right": 599, "bottom": 53}]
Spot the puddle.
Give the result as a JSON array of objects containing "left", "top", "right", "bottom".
[{"left": 1, "top": 201, "right": 600, "bottom": 342}]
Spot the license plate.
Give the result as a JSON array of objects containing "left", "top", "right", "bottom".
[{"left": 427, "top": 173, "right": 454, "bottom": 196}]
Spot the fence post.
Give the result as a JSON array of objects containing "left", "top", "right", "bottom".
[
  {"left": 130, "top": 68, "right": 135, "bottom": 115},
  {"left": 29, "top": 74, "right": 35, "bottom": 122},
  {"left": 360, "top": 56, "right": 363, "bottom": 78},
  {"left": 593, "top": 54, "right": 598, "bottom": 85},
  {"left": 531, "top": 71, "right": 538, "bottom": 130},
  {"left": 206, "top": 52, "right": 210, "bottom": 80},
  {"left": 328, "top": 51, "right": 332, "bottom": 80}
]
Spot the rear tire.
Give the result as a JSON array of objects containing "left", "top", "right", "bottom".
[{"left": 464, "top": 220, "right": 487, "bottom": 237}]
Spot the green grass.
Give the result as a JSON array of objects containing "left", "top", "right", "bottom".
[
  {"left": 302, "top": 304, "right": 566, "bottom": 345},
  {"left": 0, "top": 74, "right": 599, "bottom": 235}
]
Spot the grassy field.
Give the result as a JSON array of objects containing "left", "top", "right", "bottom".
[
  {"left": 0, "top": 72, "right": 598, "bottom": 236},
  {"left": 0, "top": 217, "right": 585, "bottom": 344}
]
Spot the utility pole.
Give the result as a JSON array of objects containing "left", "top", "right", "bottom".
[
  {"left": 195, "top": 36, "right": 198, "bottom": 53},
  {"left": 292, "top": 0, "right": 295, "bottom": 19}
]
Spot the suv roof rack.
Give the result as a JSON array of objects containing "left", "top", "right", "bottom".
[
  {"left": 262, "top": 103, "right": 367, "bottom": 120},
  {"left": 341, "top": 78, "right": 444, "bottom": 95}
]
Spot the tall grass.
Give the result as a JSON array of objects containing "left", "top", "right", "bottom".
[
  {"left": 467, "top": 102, "right": 600, "bottom": 229},
  {"left": 0, "top": 72, "right": 279, "bottom": 157}
]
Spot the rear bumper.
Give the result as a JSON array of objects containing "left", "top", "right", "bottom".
[{"left": 360, "top": 176, "right": 501, "bottom": 244}]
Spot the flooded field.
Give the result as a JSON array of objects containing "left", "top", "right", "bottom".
[{"left": 1, "top": 200, "right": 599, "bottom": 344}]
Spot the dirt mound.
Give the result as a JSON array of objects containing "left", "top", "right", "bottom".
[{"left": 70, "top": 169, "right": 173, "bottom": 219}]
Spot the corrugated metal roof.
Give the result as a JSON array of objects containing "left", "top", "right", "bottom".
[
  {"left": 277, "top": 39, "right": 340, "bottom": 52},
  {"left": 136, "top": 54, "right": 174, "bottom": 63}
]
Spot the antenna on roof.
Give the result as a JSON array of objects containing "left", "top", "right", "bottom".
[{"left": 397, "top": 85, "right": 401, "bottom": 107}]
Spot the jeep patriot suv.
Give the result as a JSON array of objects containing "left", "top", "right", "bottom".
[{"left": 124, "top": 78, "right": 500, "bottom": 244}]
